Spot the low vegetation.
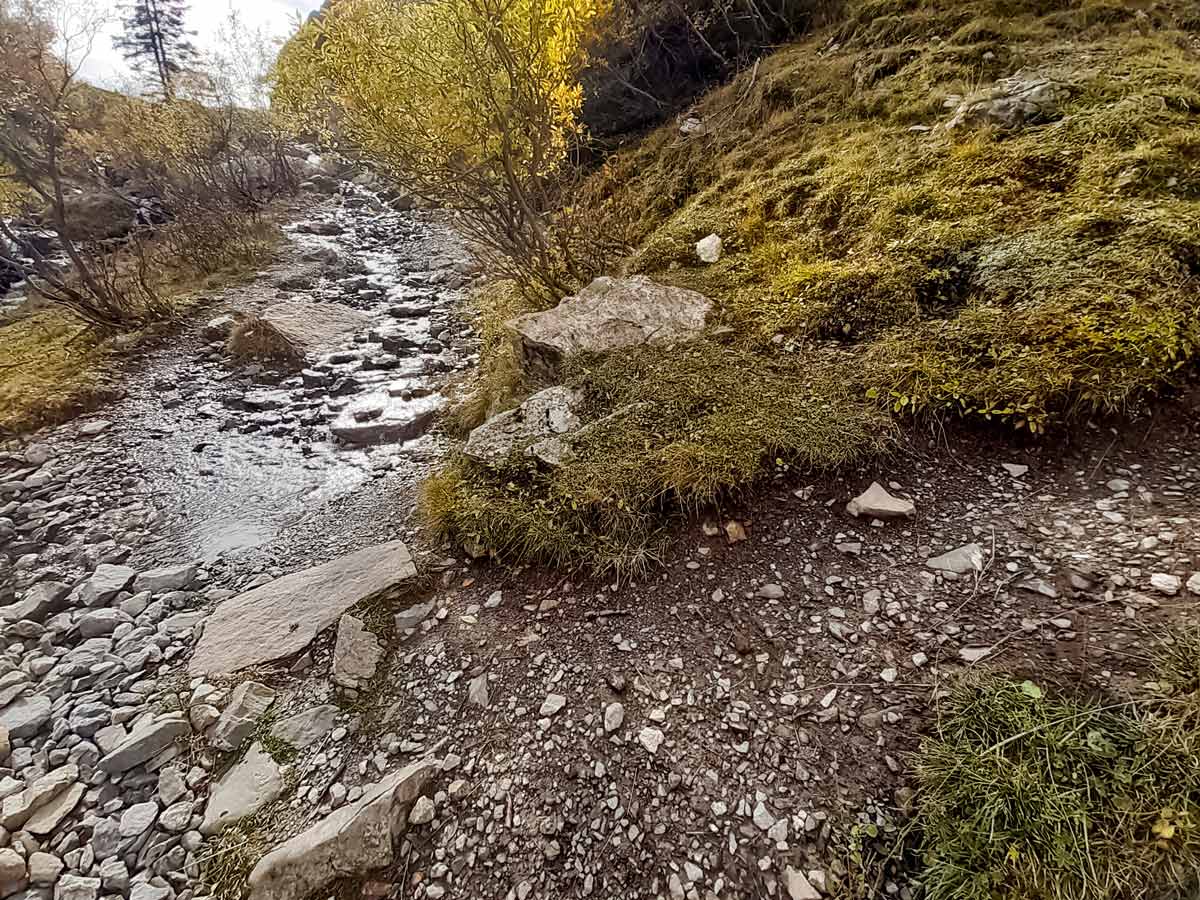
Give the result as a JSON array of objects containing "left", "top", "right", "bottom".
[
  {"left": 916, "top": 626, "right": 1200, "bottom": 900},
  {"left": 424, "top": 342, "right": 891, "bottom": 572},
  {"left": 0, "top": 0, "right": 293, "bottom": 434},
  {"left": 427, "top": 0, "right": 1200, "bottom": 570}
]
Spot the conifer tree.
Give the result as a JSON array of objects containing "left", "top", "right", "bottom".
[{"left": 114, "top": 0, "right": 198, "bottom": 99}]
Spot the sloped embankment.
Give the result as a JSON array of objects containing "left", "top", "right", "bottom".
[{"left": 427, "top": 0, "right": 1200, "bottom": 571}]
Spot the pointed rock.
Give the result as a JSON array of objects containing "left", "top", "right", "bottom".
[
  {"left": 846, "top": 482, "right": 915, "bottom": 520},
  {"left": 926, "top": 543, "right": 984, "bottom": 574},
  {"left": 189, "top": 540, "right": 416, "bottom": 676},
  {"left": 207, "top": 682, "right": 276, "bottom": 752}
]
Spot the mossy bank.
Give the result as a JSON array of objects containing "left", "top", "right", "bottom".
[{"left": 427, "top": 0, "right": 1200, "bottom": 572}]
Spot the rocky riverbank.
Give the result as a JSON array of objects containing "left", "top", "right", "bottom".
[{"left": 2, "top": 175, "right": 1199, "bottom": 900}]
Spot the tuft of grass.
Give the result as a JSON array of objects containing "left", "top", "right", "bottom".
[
  {"left": 915, "top": 629, "right": 1200, "bottom": 900},
  {"left": 444, "top": 279, "right": 544, "bottom": 435},
  {"left": 225, "top": 315, "right": 305, "bottom": 367},
  {"left": 199, "top": 815, "right": 271, "bottom": 900},
  {"left": 423, "top": 342, "right": 893, "bottom": 572}
]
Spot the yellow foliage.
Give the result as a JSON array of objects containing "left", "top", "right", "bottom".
[{"left": 272, "top": 0, "right": 610, "bottom": 187}]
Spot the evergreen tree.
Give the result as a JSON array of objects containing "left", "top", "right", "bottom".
[{"left": 113, "top": 0, "right": 199, "bottom": 99}]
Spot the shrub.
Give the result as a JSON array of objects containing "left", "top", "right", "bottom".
[
  {"left": 273, "top": 0, "right": 611, "bottom": 299},
  {"left": 225, "top": 315, "right": 303, "bottom": 367}
]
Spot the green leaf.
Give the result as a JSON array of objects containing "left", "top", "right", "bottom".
[{"left": 1020, "top": 680, "right": 1043, "bottom": 700}]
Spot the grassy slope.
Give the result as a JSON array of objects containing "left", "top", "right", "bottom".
[
  {"left": 0, "top": 221, "right": 282, "bottom": 436},
  {"left": 432, "top": 0, "right": 1200, "bottom": 571}
]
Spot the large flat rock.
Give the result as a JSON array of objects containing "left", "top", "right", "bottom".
[
  {"left": 329, "top": 393, "right": 444, "bottom": 446},
  {"left": 248, "top": 759, "right": 436, "bottom": 900},
  {"left": 507, "top": 276, "right": 712, "bottom": 376},
  {"left": 188, "top": 540, "right": 416, "bottom": 677},
  {"left": 259, "top": 300, "right": 370, "bottom": 354}
]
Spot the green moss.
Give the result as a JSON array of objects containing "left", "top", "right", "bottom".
[
  {"left": 424, "top": 342, "right": 892, "bottom": 572},
  {"left": 430, "top": 0, "right": 1200, "bottom": 568}
]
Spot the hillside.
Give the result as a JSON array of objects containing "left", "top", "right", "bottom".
[{"left": 429, "top": 0, "right": 1200, "bottom": 572}]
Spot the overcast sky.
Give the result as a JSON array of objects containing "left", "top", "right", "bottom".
[{"left": 78, "top": 0, "right": 323, "bottom": 90}]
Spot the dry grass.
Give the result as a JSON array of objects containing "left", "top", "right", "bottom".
[
  {"left": 0, "top": 218, "right": 284, "bottom": 435},
  {"left": 0, "top": 310, "right": 118, "bottom": 435},
  {"left": 225, "top": 315, "right": 305, "bottom": 367},
  {"left": 915, "top": 627, "right": 1200, "bottom": 900}
]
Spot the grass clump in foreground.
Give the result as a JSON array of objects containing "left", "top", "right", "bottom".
[
  {"left": 423, "top": 341, "right": 892, "bottom": 572},
  {"left": 916, "top": 629, "right": 1200, "bottom": 900},
  {"left": 426, "top": 0, "right": 1200, "bottom": 569}
]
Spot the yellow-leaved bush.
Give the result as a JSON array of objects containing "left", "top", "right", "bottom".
[{"left": 272, "top": 0, "right": 612, "bottom": 295}]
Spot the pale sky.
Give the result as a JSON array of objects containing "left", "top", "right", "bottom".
[{"left": 78, "top": 0, "right": 323, "bottom": 90}]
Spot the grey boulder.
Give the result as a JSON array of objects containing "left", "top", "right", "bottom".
[
  {"left": 188, "top": 541, "right": 416, "bottom": 677},
  {"left": 247, "top": 759, "right": 436, "bottom": 900},
  {"left": 507, "top": 276, "right": 711, "bottom": 376},
  {"left": 465, "top": 386, "right": 583, "bottom": 469}
]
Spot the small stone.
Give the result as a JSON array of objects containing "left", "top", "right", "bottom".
[
  {"left": 119, "top": 801, "right": 158, "bottom": 838},
  {"left": 158, "top": 769, "right": 187, "bottom": 806},
  {"left": 959, "top": 646, "right": 992, "bottom": 664},
  {"left": 55, "top": 874, "right": 101, "bottom": 900},
  {"left": 638, "top": 727, "right": 664, "bottom": 754},
  {"left": 98, "top": 858, "right": 128, "bottom": 894},
  {"left": 846, "top": 482, "right": 915, "bottom": 520},
  {"left": 755, "top": 584, "right": 784, "bottom": 600},
  {"left": 394, "top": 600, "right": 434, "bottom": 632},
  {"left": 752, "top": 800, "right": 776, "bottom": 831},
  {"left": 695, "top": 233, "right": 723, "bottom": 264},
  {"left": 467, "top": 673, "right": 490, "bottom": 709},
  {"left": 927, "top": 543, "right": 984, "bottom": 574},
  {"left": 1188, "top": 573, "right": 1200, "bottom": 596},
  {"left": 539, "top": 694, "right": 566, "bottom": 717},
  {"left": 28, "top": 852, "right": 63, "bottom": 885},
  {"left": 785, "top": 867, "right": 821, "bottom": 900},
  {"left": 1001, "top": 463, "right": 1028, "bottom": 477},
  {"left": 1150, "top": 573, "right": 1181, "bottom": 596},
  {"left": 409, "top": 795, "right": 435, "bottom": 826},
  {"left": 603, "top": 703, "right": 624, "bottom": 734}
]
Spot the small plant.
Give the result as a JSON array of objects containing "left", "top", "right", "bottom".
[
  {"left": 914, "top": 632, "right": 1200, "bottom": 900},
  {"left": 200, "top": 815, "right": 270, "bottom": 900}
]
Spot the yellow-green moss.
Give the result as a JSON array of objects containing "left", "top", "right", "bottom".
[{"left": 428, "top": 0, "right": 1200, "bottom": 567}]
